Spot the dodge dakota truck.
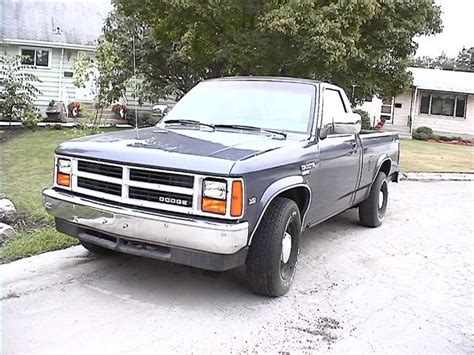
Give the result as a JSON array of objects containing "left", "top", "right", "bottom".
[{"left": 43, "top": 77, "right": 400, "bottom": 297}]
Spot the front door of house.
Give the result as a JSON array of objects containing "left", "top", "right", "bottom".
[
  {"left": 380, "top": 98, "right": 393, "bottom": 122},
  {"left": 75, "top": 67, "right": 98, "bottom": 102}
]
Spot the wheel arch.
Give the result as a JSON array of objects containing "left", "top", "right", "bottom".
[
  {"left": 249, "top": 177, "right": 311, "bottom": 244},
  {"left": 378, "top": 159, "right": 391, "bottom": 177},
  {"left": 373, "top": 155, "right": 392, "bottom": 184}
]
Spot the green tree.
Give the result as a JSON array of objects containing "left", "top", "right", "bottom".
[
  {"left": 0, "top": 55, "right": 41, "bottom": 124},
  {"left": 410, "top": 47, "right": 473, "bottom": 72},
  {"left": 73, "top": 48, "right": 126, "bottom": 132},
  {"left": 99, "top": 0, "right": 442, "bottom": 104}
]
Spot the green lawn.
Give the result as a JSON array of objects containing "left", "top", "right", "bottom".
[
  {"left": 0, "top": 129, "right": 85, "bottom": 263},
  {"left": 400, "top": 139, "right": 474, "bottom": 173}
]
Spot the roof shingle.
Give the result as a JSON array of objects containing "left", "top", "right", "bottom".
[{"left": 2, "top": 0, "right": 112, "bottom": 47}]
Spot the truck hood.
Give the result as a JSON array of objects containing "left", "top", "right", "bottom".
[{"left": 56, "top": 127, "right": 302, "bottom": 175}]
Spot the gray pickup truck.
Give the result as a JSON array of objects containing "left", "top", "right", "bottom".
[{"left": 43, "top": 77, "right": 399, "bottom": 297}]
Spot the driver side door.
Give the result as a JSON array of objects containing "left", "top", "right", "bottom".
[{"left": 306, "top": 86, "right": 362, "bottom": 224}]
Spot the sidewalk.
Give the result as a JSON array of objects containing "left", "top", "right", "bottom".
[{"left": 401, "top": 172, "right": 474, "bottom": 181}]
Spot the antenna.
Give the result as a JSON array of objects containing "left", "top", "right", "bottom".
[{"left": 132, "top": 32, "right": 139, "bottom": 139}]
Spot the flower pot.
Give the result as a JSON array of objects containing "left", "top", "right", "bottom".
[{"left": 44, "top": 111, "right": 62, "bottom": 122}]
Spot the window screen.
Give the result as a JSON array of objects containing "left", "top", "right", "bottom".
[
  {"left": 419, "top": 92, "right": 466, "bottom": 118},
  {"left": 431, "top": 95, "right": 455, "bottom": 116},
  {"left": 455, "top": 97, "right": 466, "bottom": 118},
  {"left": 21, "top": 49, "right": 35, "bottom": 65},
  {"left": 35, "top": 50, "right": 49, "bottom": 67},
  {"left": 20, "top": 48, "right": 49, "bottom": 67},
  {"left": 420, "top": 94, "right": 430, "bottom": 114}
]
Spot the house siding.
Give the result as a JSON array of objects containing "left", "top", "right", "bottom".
[
  {"left": 413, "top": 93, "right": 474, "bottom": 136},
  {"left": 391, "top": 90, "right": 413, "bottom": 127},
  {"left": 366, "top": 87, "right": 474, "bottom": 137},
  {"left": 4, "top": 45, "right": 94, "bottom": 113}
]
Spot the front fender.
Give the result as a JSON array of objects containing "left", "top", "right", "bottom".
[{"left": 248, "top": 175, "right": 311, "bottom": 243}]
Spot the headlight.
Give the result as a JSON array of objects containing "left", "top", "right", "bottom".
[
  {"left": 201, "top": 178, "right": 244, "bottom": 217},
  {"left": 202, "top": 180, "right": 227, "bottom": 200},
  {"left": 201, "top": 179, "right": 227, "bottom": 215},
  {"left": 57, "top": 158, "right": 72, "bottom": 174},
  {"left": 56, "top": 158, "right": 71, "bottom": 187}
]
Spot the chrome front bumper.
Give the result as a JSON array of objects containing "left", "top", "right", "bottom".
[{"left": 43, "top": 188, "right": 249, "bottom": 255}]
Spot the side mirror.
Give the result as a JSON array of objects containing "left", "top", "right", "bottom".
[
  {"left": 333, "top": 113, "right": 361, "bottom": 135},
  {"left": 319, "top": 125, "right": 331, "bottom": 140}
]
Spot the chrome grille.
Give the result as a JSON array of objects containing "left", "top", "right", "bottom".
[
  {"left": 129, "top": 168, "right": 194, "bottom": 188},
  {"left": 71, "top": 159, "right": 195, "bottom": 213},
  {"left": 77, "top": 177, "right": 122, "bottom": 196},
  {"left": 78, "top": 160, "right": 122, "bottom": 178},
  {"left": 129, "top": 187, "right": 193, "bottom": 207}
]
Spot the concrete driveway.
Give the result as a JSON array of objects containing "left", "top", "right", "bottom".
[{"left": 2, "top": 181, "right": 473, "bottom": 353}]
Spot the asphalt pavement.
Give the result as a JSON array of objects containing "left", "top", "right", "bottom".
[{"left": 2, "top": 181, "right": 473, "bottom": 353}]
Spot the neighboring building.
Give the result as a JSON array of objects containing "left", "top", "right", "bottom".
[
  {"left": 1, "top": 0, "right": 112, "bottom": 113},
  {"left": 358, "top": 67, "right": 474, "bottom": 138}
]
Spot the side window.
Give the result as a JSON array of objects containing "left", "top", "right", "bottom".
[{"left": 322, "top": 89, "right": 347, "bottom": 128}]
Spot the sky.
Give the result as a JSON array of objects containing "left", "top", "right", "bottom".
[{"left": 415, "top": 0, "right": 473, "bottom": 58}]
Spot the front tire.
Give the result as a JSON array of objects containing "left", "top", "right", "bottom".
[
  {"left": 246, "top": 197, "right": 301, "bottom": 297},
  {"left": 359, "top": 171, "right": 388, "bottom": 227}
]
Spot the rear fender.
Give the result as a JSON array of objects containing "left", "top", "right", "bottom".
[{"left": 373, "top": 155, "right": 391, "bottom": 183}]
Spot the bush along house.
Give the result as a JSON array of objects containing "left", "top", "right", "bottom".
[
  {"left": 359, "top": 67, "right": 474, "bottom": 139},
  {"left": 1, "top": 0, "right": 111, "bottom": 118}
]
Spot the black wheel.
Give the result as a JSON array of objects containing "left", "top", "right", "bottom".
[
  {"left": 81, "top": 241, "right": 113, "bottom": 255},
  {"left": 359, "top": 171, "right": 388, "bottom": 227},
  {"left": 246, "top": 197, "right": 301, "bottom": 297}
]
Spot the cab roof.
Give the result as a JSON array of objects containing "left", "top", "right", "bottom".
[{"left": 207, "top": 76, "right": 321, "bottom": 86}]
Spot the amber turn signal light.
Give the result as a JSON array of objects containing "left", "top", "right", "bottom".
[
  {"left": 57, "top": 172, "right": 71, "bottom": 187},
  {"left": 201, "top": 197, "right": 226, "bottom": 215},
  {"left": 230, "top": 180, "right": 243, "bottom": 217}
]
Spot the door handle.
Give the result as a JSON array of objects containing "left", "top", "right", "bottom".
[
  {"left": 351, "top": 140, "right": 357, "bottom": 148},
  {"left": 351, "top": 140, "right": 358, "bottom": 154}
]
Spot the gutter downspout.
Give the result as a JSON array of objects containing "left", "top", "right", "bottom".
[
  {"left": 58, "top": 48, "right": 66, "bottom": 118},
  {"left": 409, "top": 86, "right": 418, "bottom": 134},
  {"left": 58, "top": 48, "right": 64, "bottom": 101}
]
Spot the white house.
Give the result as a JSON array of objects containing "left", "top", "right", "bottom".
[
  {"left": 358, "top": 67, "right": 474, "bottom": 138},
  {"left": 1, "top": 0, "right": 112, "bottom": 113}
]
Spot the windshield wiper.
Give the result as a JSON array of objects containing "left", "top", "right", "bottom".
[
  {"left": 163, "top": 119, "right": 215, "bottom": 130},
  {"left": 213, "top": 124, "right": 287, "bottom": 139}
]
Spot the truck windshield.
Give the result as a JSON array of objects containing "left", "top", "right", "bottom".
[{"left": 164, "top": 80, "right": 315, "bottom": 134}]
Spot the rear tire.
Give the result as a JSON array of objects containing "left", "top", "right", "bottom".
[
  {"left": 359, "top": 171, "right": 388, "bottom": 227},
  {"left": 246, "top": 197, "right": 301, "bottom": 297},
  {"left": 81, "top": 241, "right": 113, "bottom": 255}
]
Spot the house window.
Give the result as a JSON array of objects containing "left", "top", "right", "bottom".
[
  {"left": 419, "top": 92, "right": 467, "bottom": 118},
  {"left": 20, "top": 48, "right": 50, "bottom": 67}
]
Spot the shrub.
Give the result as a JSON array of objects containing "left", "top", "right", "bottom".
[
  {"left": 413, "top": 126, "right": 434, "bottom": 141},
  {"left": 46, "top": 123, "right": 63, "bottom": 131},
  {"left": 0, "top": 56, "right": 41, "bottom": 123},
  {"left": 46, "top": 100, "right": 57, "bottom": 112},
  {"left": 126, "top": 111, "right": 152, "bottom": 128},
  {"left": 21, "top": 110, "right": 42, "bottom": 130},
  {"left": 353, "top": 109, "right": 372, "bottom": 130},
  {"left": 415, "top": 126, "right": 433, "bottom": 136}
]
